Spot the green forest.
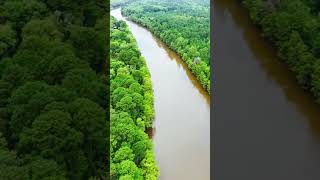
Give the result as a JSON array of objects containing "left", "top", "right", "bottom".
[
  {"left": 121, "top": 0, "right": 211, "bottom": 93},
  {"left": 111, "top": 0, "right": 133, "bottom": 9},
  {"left": 110, "top": 17, "right": 159, "bottom": 179},
  {"left": 0, "top": 0, "right": 109, "bottom": 179},
  {"left": 243, "top": 0, "right": 320, "bottom": 103}
]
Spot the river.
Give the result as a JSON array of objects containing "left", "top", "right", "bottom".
[
  {"left": 213, "top": 0, "right": 320, "bottom": 179},
  {"left": 111, "top": 8, "right": 211, "bottom": 180}
]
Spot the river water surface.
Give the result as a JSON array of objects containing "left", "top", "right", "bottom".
[
  {"left": 213, "top": 0, "right": 320, "bottom": 179},
  {"left": 111, "top": 8, "right": 210, "bottom": 180}
]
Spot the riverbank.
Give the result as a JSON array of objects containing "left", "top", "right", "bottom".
[
  {"left": 110, "top": 16, "right": 159, "bottom": 179},
  {"left": 243, "top": 0, "right": 320, "bottom": 105},
  {"left": 121, "top": 4, "right": 211, "bottom": 94},
  {"left": 112, "top": 8, "right": 210, "bottom": 180},
  {"left": 213, "top": 0, "right": 320, "bottom": 179}
]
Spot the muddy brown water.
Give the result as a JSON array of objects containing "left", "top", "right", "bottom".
[
  {"left": 111, "top": 8, "right": 211, "bottom": 180},
  {"left": 213, "top": 0, "right": 320, "bottom": 179}
]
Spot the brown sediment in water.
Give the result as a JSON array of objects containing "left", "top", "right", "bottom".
[
  {"left": 112, "top": 8, "right": 210, "bottom": 180},
  {"left": 213, "top": 0, "right": 320, "bottom": 179}
]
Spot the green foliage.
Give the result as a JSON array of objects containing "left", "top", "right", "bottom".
[
  {"left": 40, "top": 0, "right": 108, "bottom": 26},
  {"left": 24, "top": 156, "right": 67, "bottom": 180},
  {"left": 140, "top": 151, "right": 158, "bottom": 180},
  {"left": 243, "top": 0, "right": 320, "bottom": 104},
  {"left": 68, "top": 26, "right": 107, "bottom": 72},
  {"left": 0, "top": 148, "right": 29, "bottom": 180},
  {"left": 22, "top": 17, "right": 63, "bottom": 41},
  {"left": 110, "top": 17, "right": 159, "bottom": 180},
  {"left": 0, "top": 0, "right": 109, "bottom": 179},
  {"left": 122, "top": 0, "right": 210, "bottom": 92},
  {"left": 18, "top": 110, "right": 84, "bottom": 179},
  {"left": 0, "top": 24, "right": 17, "bottom": 57},
  {"left": 0, "top": 133, "right": 67, "bottom": 180},
  {"left": 2, "top": 0, "right": 48, "bottom": 29},
  {"left": 111, "top": 0, "right": 135, "bottom": 9}
]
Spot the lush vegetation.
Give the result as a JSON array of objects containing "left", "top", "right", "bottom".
[
  {"left": 111, "top": 0, "right": 136, "bottom": 9},
  {"left": 243, "top": 0, "right": 320, "bottom": 103},
  {"left": 110, "top": 17, "right": 159, "bottom": 180},
  {"left": 0, "top": 0, "right": 109, "bottom": 179},
  {"left": 121, "top": 0, "right": 210, "bottom": 92}
]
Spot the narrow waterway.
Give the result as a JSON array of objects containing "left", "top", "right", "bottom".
[
  {"left": 111, "top": 8, "right": 210, "bottom": 180},
  {"left": 213, "top": 0, "right": 320, "bottom": 179}
]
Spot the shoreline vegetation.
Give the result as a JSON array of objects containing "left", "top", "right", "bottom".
[
  {"left": 121, "top": 0, "right": 211, "bottom": 93},
  {"left": 110, "top": 16, "right": 159, "bottom": 179},
  {"left": 110, "top": 0, "right": 209, "bottom": 179},
  {"left": 243, "top": 0, "right": 320, "bottom": 104}
]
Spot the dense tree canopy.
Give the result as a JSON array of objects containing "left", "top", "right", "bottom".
[
  {"left": 110, "top": 17, "right": 159, "bottom": 180},
  {"left": 0, "top": 0, "right": 109, "bottom": 179},
  {"left": 111, "top": 0, "right": 134, "bottom": 9},
  {"left": 121, "top": 0, "right": 210, "bottom": 92}
]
